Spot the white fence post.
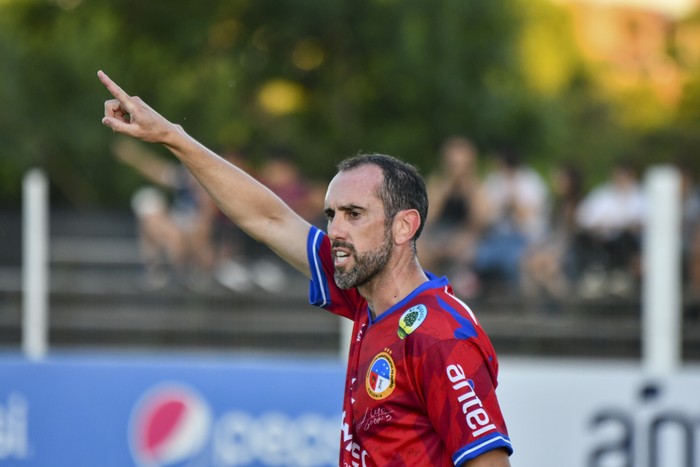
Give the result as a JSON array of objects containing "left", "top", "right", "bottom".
[
  {"left": 22, "top": 168, "right": 49, "bottom": 361},
  {"left": 642, "top": 165, "right": 682, "bottom": 376},
  {"left": 339, "top": 320, "right": 352, "bottom": 361}
]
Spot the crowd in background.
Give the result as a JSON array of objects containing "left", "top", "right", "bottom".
[
  {"left": 419, "top": 136, "right": 700, "bottom": 305},
  {"left": 113, "top": 136, "right": 700, "bottom": 305},
  {"left": 111, "top": 139, "right": 325, "bottom": 294}
]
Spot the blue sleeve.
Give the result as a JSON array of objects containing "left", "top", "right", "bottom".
[
  {"left": 453, "top": 433, "right": 513, "bottom": 465},
  {"left": 307, "top": 226, "right": 331, "bottom": 308}
]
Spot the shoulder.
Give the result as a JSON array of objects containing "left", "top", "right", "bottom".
[
  {"left": 400, "top": 289, "right": 482, "bottom": 344},
  {"left": 400, "top": 284, "right": 499, "bottom": 369}
]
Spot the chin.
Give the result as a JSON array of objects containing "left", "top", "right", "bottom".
[{"left": 334, "top": 272, "right": 358, "bottom": 290}]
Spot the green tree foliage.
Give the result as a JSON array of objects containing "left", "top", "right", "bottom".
[
  {"left": 0, "top": 0, "right": 697, "bottom": 207},
  {"left": 0, "top": 0, "right": 524, "bottom": 207}
]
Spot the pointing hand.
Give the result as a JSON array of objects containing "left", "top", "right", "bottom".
[{"left": 98, "top": 70, "right": 181, "bottom": 144}]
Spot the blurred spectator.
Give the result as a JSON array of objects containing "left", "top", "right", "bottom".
[
  {"left": 210, "top": 151, "right": 261, "bottom": 293},
  {"left": 418, "top": 137, "right": 489, "bottom": 296},
  {"left": 521, "top": 163, "right": 584, "bottom": 302},
  {"left": 257, "top": 148, "right": 323, "bottom": 225},
  {"left": 678, "top": 162, "right": 700, "bottom": 296},
  {"left": 472, "top": 150, "right": 549, "bottom": 292},
  {"left": 217, "top": 148, "right": 323, "bottom": 294},
  {"left": 574, "top": 159, "right": 646, "bottom": 299},
  {"left": 113, "top": 138, "right": 218, "bottom": 290}
]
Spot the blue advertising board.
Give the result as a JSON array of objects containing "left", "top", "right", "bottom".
[{"left": 0, "top": 353, "right": 345, "bottom": 467}]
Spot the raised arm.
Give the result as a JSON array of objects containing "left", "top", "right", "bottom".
[
  {"left": 111, "top": 139, "right": 180, "bottom": 189},
  {"left": 98, "top": 70, "right": 313, "bottom": 277}
]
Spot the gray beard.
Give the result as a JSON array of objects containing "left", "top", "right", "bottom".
[{"left": 333, "top": 233, "right": 393, "bottom": 290}]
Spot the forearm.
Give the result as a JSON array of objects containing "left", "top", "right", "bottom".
[
  {"left": 99, "top": 70, "right": 313, "bottom": 276},
  {"left": 112, "top": 139, "right": 177, "bottom": 187},
  {"left": 162, "top": 126, "right": 312, "bottom": 275},
  {"left": 123, "top": 156, "right": 176, "bottom": 187}
]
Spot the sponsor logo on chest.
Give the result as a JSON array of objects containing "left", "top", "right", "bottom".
[{"left": 446, "top": 364, "right": 496, "bottom": 437}]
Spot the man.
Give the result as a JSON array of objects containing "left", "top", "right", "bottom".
[{"left": 98, "top": 70, "right": 513, "bottom": 466}]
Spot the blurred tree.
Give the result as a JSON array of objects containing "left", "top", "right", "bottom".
[{"left": 0, "top": 0, "right": 698, "bottom": 207}]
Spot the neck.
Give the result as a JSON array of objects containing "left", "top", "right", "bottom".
[{"left": 358, "top": 255, "right": 429, "bottom": 320}]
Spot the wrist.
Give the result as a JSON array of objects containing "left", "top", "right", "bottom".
[{"left": 161, "top": 123, "right": 189, "bottom": 151}]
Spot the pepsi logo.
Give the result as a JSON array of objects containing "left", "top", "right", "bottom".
[{"left": 129, "top": 383, "right": 212, "bottom": 467}]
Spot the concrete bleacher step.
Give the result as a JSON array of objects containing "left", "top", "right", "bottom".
[
  {"left": 2, "top": 209, "right": 337, "bottom": 354},
  {"left": 51, "top": 236, "right": 141, "bottom": 265},
  {"left": 47, "top": 293, "right": 341, "bottom": 353},
  {"left": 3, "top": 209, "right": 700, "bottom": 359}
]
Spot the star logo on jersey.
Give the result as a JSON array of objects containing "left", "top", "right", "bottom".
[
  {"left": 366, "top": 352, "right": 396, "bottom": 400},
  {"left": 397, "top": 304, "right": 427, "bottom": 339}
]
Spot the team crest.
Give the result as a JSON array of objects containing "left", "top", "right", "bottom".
[
  {"left": 398, "top": 304, "right": 427, "bottom": 339},
  {"left": 366, "top": 352, "right": 396, "bottom": 400}
]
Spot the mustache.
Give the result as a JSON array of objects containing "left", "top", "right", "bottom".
[{"left": 331, "top": 240, "right": 356, "bottom": 254}]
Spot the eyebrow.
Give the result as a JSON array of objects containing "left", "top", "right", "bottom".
[{"left": 324, "top": 204, "right": 367, "bottom": 217}]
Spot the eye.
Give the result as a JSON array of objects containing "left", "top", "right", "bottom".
[{"left": 349, "top": 211, "right": 361, "bottom": 219}]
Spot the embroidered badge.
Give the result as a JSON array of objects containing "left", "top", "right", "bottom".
[
  {"left": 398, "top": 304, "right": 427, "bottom": 339},
  {"left": 366, "top": 352, "right": 396, "bottom": 400}
]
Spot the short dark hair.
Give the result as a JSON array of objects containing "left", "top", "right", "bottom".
[{"left": 337, "top": 153, "right": 428, "bottom": 243}]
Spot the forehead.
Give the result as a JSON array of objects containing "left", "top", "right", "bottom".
[{"left": 325, "top": 164, "right": 384, "bottom": 208}]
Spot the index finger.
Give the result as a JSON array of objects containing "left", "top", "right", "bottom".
[{"left": 97, "top": 70, "right": 136, "bottom": 113}]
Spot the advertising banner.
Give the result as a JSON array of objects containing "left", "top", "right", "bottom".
[
  {"left": 1, "top": 354, "right": 699, "bottom": 466},
  {"left": 0, "top": 353, "right": 344, "bottom": 467},
  {"left": 499, "top": 359, "right": 700, "bottom": 467}
]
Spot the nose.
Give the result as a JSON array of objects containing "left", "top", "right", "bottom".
[{"left": 327, "top": 216, "right": 346, "bottom": 241}]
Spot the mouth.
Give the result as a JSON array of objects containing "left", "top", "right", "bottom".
[
  {"left": 332, "top": 242, "right": 354, "bottom": 268},
  {"left": 333, "top": 248, "right": 351, "bottom": 267}
]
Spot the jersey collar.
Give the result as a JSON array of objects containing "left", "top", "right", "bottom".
[{"left": 367, "top": 274, "right": 449, "bottom": 325}]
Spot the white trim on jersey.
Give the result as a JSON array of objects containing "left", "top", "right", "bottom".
[
  {"left": 310, "top": 228, "right": 328, "bottom": 307},
  {"left": 444, "top": 286, "right": 479, "bottom": 324},
  {"left": 454, "top": 435, "right": 513, "bottom": 465}
]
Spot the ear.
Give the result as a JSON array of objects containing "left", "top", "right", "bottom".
[{"left": 392, "top": 209, "right": 422, "bottom": 246}]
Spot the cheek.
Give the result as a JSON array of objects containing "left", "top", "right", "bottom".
[
  {"left": 348, "top": 213, "right": 390, "bottom": 250},
  {"left": 363, "top": 225, "right": 392, "bottom": 252}
]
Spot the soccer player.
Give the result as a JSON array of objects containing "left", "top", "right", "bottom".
[{"left": 98, "top": 70, "right": 513, "bottom": 466}]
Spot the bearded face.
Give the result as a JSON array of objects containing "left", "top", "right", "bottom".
[{"left": 333, "top": 227, "right": 393, "bottom": 289}]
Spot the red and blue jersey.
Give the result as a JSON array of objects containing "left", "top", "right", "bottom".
[{"left": 307, "top": 226, "right": 513, "bottom": 466}]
